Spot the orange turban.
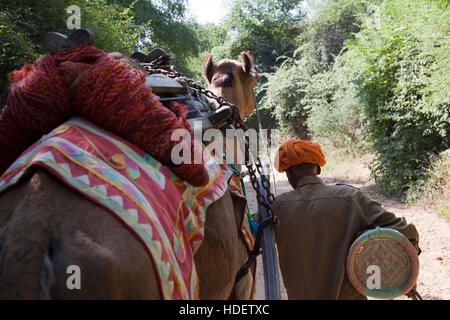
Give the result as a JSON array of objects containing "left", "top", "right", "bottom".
[{"left": 275, "top": 140, "right": 326, "bottom": 172}]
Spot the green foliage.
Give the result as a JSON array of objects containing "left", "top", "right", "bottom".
[
  {"left": 0, "top": 0, "right": 146, "bottom": 56},
  {"left": 304, "top": 0, "right": 374, "bottom": 65},
  {"left": 193, "top": 23, "right": 228, "bottom": 53},
  {"left": 1, "top": 0, "right": 66, "bottom": 105},
  {"left": 0, "top": 10, "right": 38, "bottom": 105},
  {"left": 0, "top": 1, "right": 69, "bottom": 47},
  {"left": 0, "top": 0, "right": 148, "bottom": 107},
  {"left": 259, "top": 0, "right": 449, "bottom": 198},
  {"left": 0, "top": 0, "right": 205, "bottom": 107},
  {"left": 208, "top": 0, "right": 307, "bottom": 131},
  {"left": 347, "top": 0, "right": 450, "bottom": 198},
  {"left": 407, "top": 149, "right": 450, "bottom": 217},
  {"left": 182, "top": 22, "right": 229, "bottom": 84},
  {"left": 261, "top": 0, "right": 369, "bottom": 138},
  {"left": 214, "top": 0, "right": 305, "bottom": 72},
  {"left": 78, "top": 0, "right": 148, "bottom": 55},
  {"left": 114, "top": 0, "right": 199, "bottom": 73},
  {"left": 260, "top": 53, "right": 320, "bottom": 137},
  {"left": 305, "top": 58, "right": 363, "bottom": 150}
]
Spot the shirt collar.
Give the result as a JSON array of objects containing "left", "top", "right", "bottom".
[{"left": 294, "top": 175, "right": 324, "bottom": 189}]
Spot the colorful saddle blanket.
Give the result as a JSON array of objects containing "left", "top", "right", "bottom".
[{"left": 0, "top": 117, "right": 255, "bottom": 299}]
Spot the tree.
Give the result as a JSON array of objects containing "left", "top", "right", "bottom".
[
  {"left": 203, "top": 0, "right": 307, "bottom": 130},
  {"left": 303, "top": 0, "right": 375, "bottom": 65},
  {"left": 260, "top": 0, "right": 371, "bottom": 136},
  {"left": 183, "top": 22, "right": 229, "bottom": 83},
  {"left": 0, "top": 0, "right": 206, "bottom": 107},
  {"left": 346, "top": 0, "right": 450, "bottom": 198},
  {"left": 214, "top": 0, "right": 305, "bottom": 73},
  {"left": 112, "top": 0, "right": 199, "bottom": 73}
]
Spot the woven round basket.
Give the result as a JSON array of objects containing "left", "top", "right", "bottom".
[{"left": 346, "top": 227, "right": 419, "bottom": 299}]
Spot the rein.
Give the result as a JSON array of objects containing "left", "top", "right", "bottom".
[
  {"left": 234, "top": 218, "right": 273, "bottom": 284},
  {"left": 223, "top": 154, "right": 258, "bottom": 235}
]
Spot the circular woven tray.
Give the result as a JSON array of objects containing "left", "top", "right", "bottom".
[{"left": 346, "top": 227, "right": 419, "bottom": 299}]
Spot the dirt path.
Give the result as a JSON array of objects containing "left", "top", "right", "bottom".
[{"left": 245, "top": 159, "right": 450, "bottom": 300}]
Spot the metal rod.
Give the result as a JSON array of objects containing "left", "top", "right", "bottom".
[{"left": 257, "top": 177, "right": 281, "bottom": 300}]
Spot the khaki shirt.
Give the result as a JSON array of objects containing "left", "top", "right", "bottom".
[{"left": 273, "top": 175, "right": 420, "bottom": 300}]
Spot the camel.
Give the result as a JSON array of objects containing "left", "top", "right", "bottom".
[
  {"left": 202, "top": 52, "right": 258, "bottom": 119},
  {"left": 0, "top": 52, "right": 259, "bottom": 299}
]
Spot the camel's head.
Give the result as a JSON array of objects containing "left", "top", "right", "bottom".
[{"left": 202, "top": 52, "right": 259, "bottom": 119}]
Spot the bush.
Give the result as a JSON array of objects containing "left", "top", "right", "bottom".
[
  {"left": 0, "top": 11, "right": 38, "bottom": 108},
  {"left": 260, "top": 0, "right": 370, "bottom": 140},
  {"left": 407, "top": 149, "right": 450, "bottom": 217},
  {"left": 260, "top": 53, "right": 320, "bottom": 137},
  {"left": 0, "top": 0, "right": 147, "bottom": 108},
  {"left": 304, "top": 0, "right": 374, "bottom": 65},
  {"left": 78, "top": 0, "right": 148, "bottom": 55},
  {"left": 305, "top": 60, "right": 363, "bottom": 151},
  {"left": 347, "top": 0, "right": 450, "bottom": 198}
]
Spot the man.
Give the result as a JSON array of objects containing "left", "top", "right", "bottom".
[{"left": 272, "top": 140, "right": 420, "bottom": 300}]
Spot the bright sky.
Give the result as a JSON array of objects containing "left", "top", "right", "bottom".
[{"left": 186, "top": 0, "right": 232, "bottom": 24}]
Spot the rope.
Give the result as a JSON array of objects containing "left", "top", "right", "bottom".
[
  {"left": 407, "top": 288, "right": 423, "bottom": 300},
  {"left": 223, "top": 154, "right": 259, "bottom": 235},
  {"left": 254, "top": 101, "right": 278, "bottom": 198}
]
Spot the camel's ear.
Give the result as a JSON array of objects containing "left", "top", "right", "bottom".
[
  {"left": 241, "top": 52, "right": 254, "bottom": 74},
  {"left": 202, "top": 54, "right": 214, "bottom": 84}
]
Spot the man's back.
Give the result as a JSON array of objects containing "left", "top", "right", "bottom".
[{"left": 273, "top": 175, "right": 420, "bottom": 300}]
